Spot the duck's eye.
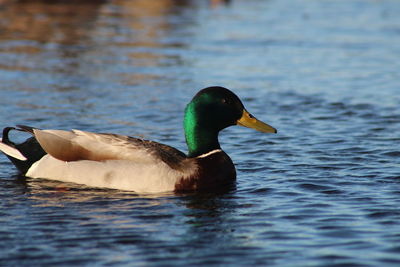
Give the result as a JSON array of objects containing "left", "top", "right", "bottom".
[{"left": 221, "top": 98, "right": 229, "bottom": 105}]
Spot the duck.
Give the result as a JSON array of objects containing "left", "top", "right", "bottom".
[{"left": 0, "top": 86, "right": 277, "bottom": 193}]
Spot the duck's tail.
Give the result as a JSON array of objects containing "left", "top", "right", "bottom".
[{"left": 0, "top": 125, "right": 46, "bottom": 174}]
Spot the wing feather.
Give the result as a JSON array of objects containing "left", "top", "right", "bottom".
[{"left": 33, "top": 129, "right": 188, "bottom": 170}]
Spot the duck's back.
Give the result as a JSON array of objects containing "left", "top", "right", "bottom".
[{"left": 16, "top": 128, "right": 197, "bottom": 193}]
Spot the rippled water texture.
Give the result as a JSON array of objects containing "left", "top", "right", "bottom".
[{"left": 1, "top": 0, "right": 400, "bottom": 266}]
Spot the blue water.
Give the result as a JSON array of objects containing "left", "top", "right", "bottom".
[{"left": 1, "top": 0, "right": 400, "bottom": 266}]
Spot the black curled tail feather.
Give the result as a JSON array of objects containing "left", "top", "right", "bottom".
[
  {"left": 1, "top": 126, "right": 46, "bottom": 174},
  {"left": 2, "top": 127, "right": 17, "bottom": 145},
  {"left": 16, "top": 125, "right": 35, "bottom": 134}
]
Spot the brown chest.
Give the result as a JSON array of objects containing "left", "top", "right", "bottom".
[{"left": 174, "top": 151, "right": 236, "bottom": 193}]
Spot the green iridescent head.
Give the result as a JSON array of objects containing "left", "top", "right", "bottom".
[{"left": 184, "top": 86, "right": 276, "bottom": 157}]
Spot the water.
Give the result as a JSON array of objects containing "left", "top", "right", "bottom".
[{"left": 0, "top": 0, "right": 400, "bottom": 266}]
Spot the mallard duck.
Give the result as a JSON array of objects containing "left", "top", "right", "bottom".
[{"left": 0, "top": 86, "right": 276, "bottom": 193}]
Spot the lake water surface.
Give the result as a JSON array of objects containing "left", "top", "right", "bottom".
[{"left": 0, "top": 0, "right": 400, "bottom": 266}]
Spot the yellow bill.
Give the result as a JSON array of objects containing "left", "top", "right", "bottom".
[{"left": 237, "top": 109, "right": 277, "bottom": 133}]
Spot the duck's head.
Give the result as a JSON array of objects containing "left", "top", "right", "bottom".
[{"left": 184, "top": 86, "right": 277, "bottom": 157}]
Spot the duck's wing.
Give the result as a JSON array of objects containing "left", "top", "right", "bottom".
[{"left": 33, "top": 129, "right": 188, "bottom": 171}]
